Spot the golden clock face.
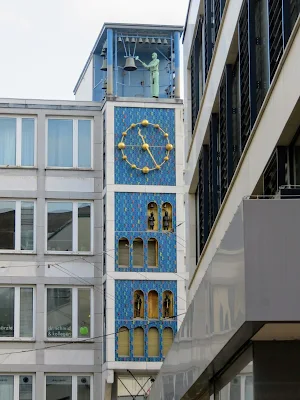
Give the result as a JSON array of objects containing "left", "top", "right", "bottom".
[{"left": 117, "top": 119, "right": 173, "bottom": 173}]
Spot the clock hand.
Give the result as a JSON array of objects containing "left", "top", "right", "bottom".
[
  {"left": 137, "top": 128, "right": 146, "bottom": 144},
  {"left": 138, "top": 127, "right": 158, "bottom": 167},
  {"left": 146, "top": 147, "right": 158, "bottom": 167}
]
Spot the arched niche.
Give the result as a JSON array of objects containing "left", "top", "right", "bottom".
[
  {"left": 162, "top": 202, "right": 173, "bottom": 231},
  {"left": 133, "top": 237, "right": 144, "bottom": 268},
  {"left": 117, "top": 326, "right": 129, "bottom": 357},
  {"left": 118, "top": 237, "right": 129, "bottom": 267},
  {"left": 148, "top": 290, "right": 158, "bottom": 319},
  {"left": 163, "top": 327, "right": 174, "bottom": 357},
  {"left": 148, "top": 238, "right": 158, "bottom": 267},
  {"left": 133, "top": 290, "right": 144, "bottom": 319},
  {"left": 163, "top": 290, "right": 174, "bottom": 319},
  {"left": 147, "top": 202, "right": 158, "bottom": 231},
  {"left": 133, "top": 327, "right": 144, "bottom": 357},
  {"left": 148, "top": 327, "right": 159, "bottom": 357}
]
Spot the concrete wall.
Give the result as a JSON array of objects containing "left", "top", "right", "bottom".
[{"left": 75, "top": 58, "right": 94, "bottom": 101}]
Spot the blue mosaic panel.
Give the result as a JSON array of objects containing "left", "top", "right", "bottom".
[
  {"left": 114, "top": 107, "right": 176, "bottom": 185},
  {"left": 115, "top": 280, "right": 177, "bottom": 362},
  {"left": 115, "top": 192, "right": 177, "bottom": 272}
]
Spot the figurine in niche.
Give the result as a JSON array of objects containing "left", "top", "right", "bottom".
[
  {"left": 135, "top": 293, "right": 143, "bottom": 318},
  {"left": 136, "top": 53, "right": 160, "bottom": 98},
  {"left": 164, "top": 294, "right": 171, "bottom": 318},
  {"left": 148, "top": 212, "right": 155, "bottom": 230},
  {"left": 163, "top": 211, "right": 170, "bottom": 230}
]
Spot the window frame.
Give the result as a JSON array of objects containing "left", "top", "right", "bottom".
[
  {"left": 44, "top": 374, "right": 93, "bottom": 400},
  {"left": 0, "top": 286, "right": 36, "bottom": 341},
  {"left": 0, "top": 115, "right": 37, "bottom": 168},
  {"left": 0, "top": 199, "right": 36, "bottom": 254},
  {"left": 45, "top": 286, "right": 94, "bottom": 341},
  {"left": 45, "top": 117, "right": 94, "bottom": 170},
  {"left": 0, "top": 374, "right": 36, "bottom": 400},
  {"left": 45, "top": 200, "right": 94, "bottom": 254}
]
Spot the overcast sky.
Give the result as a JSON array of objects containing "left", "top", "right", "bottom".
[{"left": 0, "top": 0, "right": 189, "bottom": 100}]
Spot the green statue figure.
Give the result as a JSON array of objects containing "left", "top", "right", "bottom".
[{"left": 136, "top": 53, "right": 160, "bottom": 98}]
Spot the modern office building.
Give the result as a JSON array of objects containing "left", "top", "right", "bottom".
[
  {"left": 149, "top": 1, "right": 300, "bottom": 400},
  {"left": 0, "top": 23, "right": 185, "bottom": 400}
]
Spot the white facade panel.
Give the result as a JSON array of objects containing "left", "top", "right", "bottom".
[
  {"left": 45, "top": 177, "right": 94, "bottom": 192},
  {"left": 75, "top": 58, "right": 93, "bottom": 101},
  {"left": 44, "top": 350, "right": 94, "bottom": 365},
  {"left": 0, "top": 175, "right": 37, "bottom": 191}
]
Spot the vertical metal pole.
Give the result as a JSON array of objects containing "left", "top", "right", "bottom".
[
  {"left": 226, "top": 64, "right": 233, "bottom": 183},
  {"left": 107, "top": 28, "right": 114, "bottom": 96},
  {"left": 248, "top": 0, "right": 257, "bottom": 127},
  {"left": 174, "top": 31, "right": 181, "bottom": 98},
  {"left": 114, "top": 32, "right": 118, "bottom": 96}
]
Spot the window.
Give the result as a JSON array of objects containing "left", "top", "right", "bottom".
[
  {"left": 0, "top": 287, "right": 34, "bottom": 339},
  {"left": 147, "top": 202, "right": 158, "bottom": 230},
  {"left": 118, "top": 327, "right": 130, "bottom": 357},
  {"left": 133, "top": 327, "right": 144, "bottom": 357},
  {"left": 148, "top": 290, "right": 158, "bottom": 319},
  {"left": 0, "top": 117, "right": 35, "bottom": 167},
  {"left": 46, "top": 287, "right": 92, "bottom": 339},
  {"left": 47, "top": 118, "right": 92, "bottom": 168},
  {"left": 118, "top": 238, "right": 129, "bottom": 267},
  {"left": 148, "top": 238, "right": 158, "bottom": 267},
  {"left": 148, "top": 327, "right": 159, "bottom": 357},
  {"left": 162, "top": 327, "right": 173, "bottom": 357},
  {"left": 162, "top": 203, "right": 172, "bottom": 231},
  {"left": 0, "top": 200, "right": 35, "bottom": 252},
  {"left": 133, "top": 238, "right": 144, "bottom": 267},
  {"left": 0, "top": 375, "right": 34, "bottom": 400},
  {"left": 46, "top": 375, "right": 91, "bottom": 400},
  {"left": 163, "top": 291, "right": 174, "bottom": 319},
  {"left": 133, "top": 290, "right": 144, "bottom": 319},
  {"left": 47, "top": 202, "right": 92, "bottom": 253}
]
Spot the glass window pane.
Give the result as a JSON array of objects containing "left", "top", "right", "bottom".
[
  {"left": 0, "top": 201, "right": 15, "bottom": 250},
  {"left": 0, "top": 118, "right": 16, "bottom": 166},
  {"left": 78, "top": 289, "right": 91, "bottom": 338},
  {"left": 21, "top": 202, "right": 34, "bottom": 251},
  {"left": 46, "top": 376, "right": 72, "bottom": 400},
  {"left": 20, "top": 288, "right": 33, "bottom": 337},
  {"left": 0, "top": 288, "right": 14, "bottom": 337},
  {"left": 78, "top": 120, "right": 91, "bottom": 168},
  {"left": 245, "top": 376, "right": 253, "bottom": 400},
  {"left": 48, "top": 119, "right": 73, "bottom": 167},
  {"left": 21, "top": 118, "right": 35, "bottom": 166},
  {"left": 78, "top": 376, "right": 90, "bottom": 400},
  {"left": 0, "top": 375, "right": 13, "bottom": 400},
  {"left": 47, "top": 202, "right": 73, "bottom": 251},
  {"left": 47, "top": 288, "right": 72, "bottom": 338},
  {"left": 229, "top": 376, "right": 241, "bottom": 400},
  {"left": 19, "top": 375, "right": 33, "bottom": 400},
  {"left": 78, "top": 203, "right": 91, "bottom": 252}
]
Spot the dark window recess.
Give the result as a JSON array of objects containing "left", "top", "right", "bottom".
[
  {"left": 197, "top": 147, "right": 209, "bottom": 257},
  {"left": 290, "top": 0, "right": 300, "bottom": 31},
  {"left": 103, "top": 112, "right": 106, "bottom": 189},
  {"left": 204, "top": 0, "right": 213, "bottom": 80},
  {"left": 232, "top": 57, "right": 241, "bottom": 171},
  {"left": 268, "top": 0, "right": 283, "bottom": 82},
  {"left": 214, "top": 0, "right": 225, "bottom": 40},
  {"left": 263, "top": 147, "right": 288, "bottom": 196},
  {"left": 191, "top": 21, "right": 202, "bottom": 134},
  {"left": 219, "top": 73, "right": 228, "bottom": 202},
  {"left": 209, "top": 114, "right": 219, "bottom": 231},
  {"left": 239, "top": 1, "right": 251, "bottom": 151}
]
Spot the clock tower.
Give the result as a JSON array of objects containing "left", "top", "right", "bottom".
[{"left": 74, "top": 23, "right": 185, "bottom": 400}]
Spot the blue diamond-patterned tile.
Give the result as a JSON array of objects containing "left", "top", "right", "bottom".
[{"left": 114, "top": 107, "right": 176, "bottom": 185}]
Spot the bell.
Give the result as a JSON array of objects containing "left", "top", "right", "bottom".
[
  {"left": 131, "top": 37, "right": 136, "bottom": 43},
  {"left": 125, "top": 36, "right": 130, "bottom": 43},
  {"left": 124, "top": 57, "right": 137, "bottom": 71},
  {"left": 157, "top": 38, "right": 162, "bottom": 45},
  {"left": 139, "top": 38, "right": 143, "bottom": 44},
  {"left": 118, "top": 36, "right": 122, "bottom": 42},
  {"left": 151, "top": 38, "right": 156, "bottom": 44},
  {"left": 102, "top": 79, "right": 107, "bottom": 90},
  {"left": 163, "top": 38, "right": 168, "bottom": 45},
  {"left": 144, "top": 37, "right": 150, "bottom": 44},
  {"left": 100, "top": 58, "right": 107, "bottom": 71},
  {"left": 100, "top": 49, "right": 106, "bottom": 57}
]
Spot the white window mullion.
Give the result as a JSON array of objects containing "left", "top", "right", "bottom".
[
  {"left": 15, "top": 201, "right": 21, "bottom": 251},
  {"left": 90, "top": 289, "right": 94, "bottom": 339},
  {"left": 16, "top": 118, "right": 22, "bottom": 166},
  {"left": 74, "top": 120, "right": 78, "bottom": 168},
  {"left": 90, "top": 203, "right": 94, "bottom": 254},
  {"left": 241, "top": 375, "right": 246, "bottom": 400},
  {"left": 14, "top": 375, "right": 20, "bottom": 400},
  {"left": 32, "top": 286, "right": 36, "bottom": 340},
  {"left": 72, "top": 375, "right": 77, "bottom": 400},
  {"left": 73, "top": 288, "right": 78, "bottom": 339},
  {"left": 73, "top": 203, "right": 78, "bottom": 252},
  {"left": 14, "top": 287, "right": 20, "bottom": 339}
]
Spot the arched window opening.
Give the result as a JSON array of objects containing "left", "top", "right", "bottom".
[
  {"left": 133, "top": 237, "right": 144, "bottom": 268},
  {"left": 163, "top": 290, "right": 174, "bottom": 319},
  {"left": 133, "top": 327, "right": 144, "bottom": 357},
  {"left": 148, "top": 290, "right": 158, "bottom": 319},
  {"left": 148, "top": 327, "right": 159, "bottom": 357},
  {"left": 162, "top": 202, "right": 173, "bottom": 231},
  {"left": 148, "top": 238, "right": 158, "bottom": 267},
  {"left": 118, "top": 237, "right": 129, "bottom": 267},
  {"left": 118, "top": 326, "right": 129, "bottom": 357},
  {"left": 147, "top": 202, "right": 158, "bottom": 231},
  {"left": 134, "top": 290, "right": 144, "bottom": 319},
  {"left": 163, "top": 327, "right": 173, "bottom": 357}
]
